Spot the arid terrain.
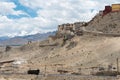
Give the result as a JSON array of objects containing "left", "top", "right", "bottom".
[{"left": 0, "top": 11, "right": 120, "bottom": 80}]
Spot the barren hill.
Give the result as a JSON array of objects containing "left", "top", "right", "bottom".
[
  {"left": 0, "top": 11, "right": 120, "bottom": 75},
  {"left": 86, "top": 11, "right": 120, "bottom": 34},
  {"left": 0, "top": 35, "right": 120, "bottom": 75}
]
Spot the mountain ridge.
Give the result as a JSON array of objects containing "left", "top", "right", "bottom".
[{"left": 0, "top": 31, "right": 56, "bottom": 46}]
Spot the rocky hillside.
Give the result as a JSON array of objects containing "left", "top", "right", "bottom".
[
  {"left": 0, "top": 11, "right": 120, "bottom": 75},
  {"left": 86, "top": 11, "right": 120, "bottom": 34},
  {"left": 0, "top": 35, "right": 120, "bottom": 75}
]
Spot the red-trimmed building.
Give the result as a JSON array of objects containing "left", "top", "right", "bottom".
[
  {"left": 103, "top": 6, "right": 112, "bottom": 16},
  {"left": 99, "top": 4, "right": 120, "bottom": 16}
]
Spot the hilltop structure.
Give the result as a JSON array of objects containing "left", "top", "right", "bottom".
[
  {"left": 48, "top": 22, "right": 87, "bottom": 42},
  {"left": 100, "top": 4, "right": 120, "bottom": 16},
  {"left": 57, "top": 22, "right": 86, "bottom": 36}
]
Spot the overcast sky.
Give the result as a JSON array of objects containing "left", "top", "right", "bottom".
[{"left": 0, "top": 0, "right": 119, "bottom": 37}]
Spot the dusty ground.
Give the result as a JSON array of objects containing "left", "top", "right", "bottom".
[
  {"left": 0, "top": 35, "right": 120, "bottom": 75},
  {"left": 0, "top": 74, "right": 118, "bottom": 80}
]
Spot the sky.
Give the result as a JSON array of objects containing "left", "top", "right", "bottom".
[{"left": 0, "top": 0, "right": 120, "bottom": 37}]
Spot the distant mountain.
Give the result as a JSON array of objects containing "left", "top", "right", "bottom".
[
  {"left": 0, "top": 36, "right": 10, "bottom": 41},
  {"left": 0, "top": 31, "right": 56, "bottom": 46}
]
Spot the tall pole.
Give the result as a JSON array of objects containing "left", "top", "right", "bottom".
[
  {"left": 117, "top": 58, "right": 119, "bottom": 73},
  {"left": 44, "top": 57, "right": 47, "bottom": 77}
]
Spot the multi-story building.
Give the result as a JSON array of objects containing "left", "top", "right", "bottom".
[
  {"left": 112, "top": 4, "right": 120, "bottom": 12},
  {"left": 58, "top": 22, "right": 86, "bottom": 36}
]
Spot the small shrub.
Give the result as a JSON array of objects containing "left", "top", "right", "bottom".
[
  {"left": 5, "top": 45, "right": 11, "bottom": 52},
  {"left": 66, "top": 41, "right": 77, "bottom": 50},
  {"left": 99, "top": 67, "right": 105, "bottom": 71}
]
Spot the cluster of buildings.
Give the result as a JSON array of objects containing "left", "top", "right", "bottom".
[
  {"left": 58, "top": 22, "right": 86, "bottom": 36},
  {"left": 48, "top": 22, "right": 86, "bottom": 42},
  {"left": 99, "top": 4, "right": 120, "bottom": 16}
]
